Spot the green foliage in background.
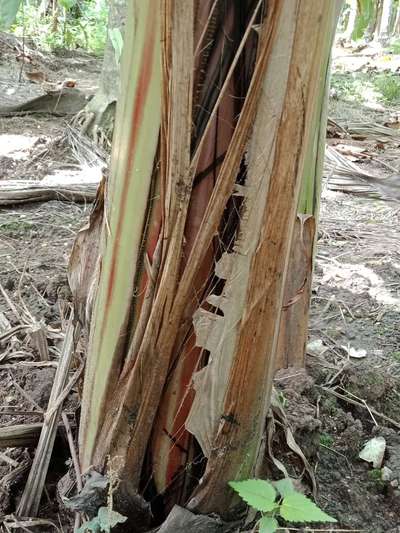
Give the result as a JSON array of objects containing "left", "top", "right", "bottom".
[
  {"left": 332, "top": 72, "right": 400, "bottom": 105},
  {"left": 389, "top": 39, "right": 400, "bottom": 54},
  {"left": 352, "top": 0, "right": 375, "bottom": 41},
  {"left": 374, "top": 73, "right": 400, "bottom": 103},
  {"left": 59, "top": 0, "right": 77, "bottom": 9},
  {"left": 229, "top": 478, "right": 336, "bottom": 533},
  {"left": 338, "top": 0, "right": 400, "bottom": 42},
  {"left": 11, "top": 0, "right": 108, "bottom": 55},
  {"left": 0, "top": 0, "right": 22, "bottom": 29}
]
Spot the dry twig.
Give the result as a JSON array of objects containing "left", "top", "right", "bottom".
[{"left": 17, "top": 318, "right": 78, "bottom": 517}]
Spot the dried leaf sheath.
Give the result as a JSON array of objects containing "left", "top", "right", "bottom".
[
  {"left": 150, "top": 0, "right": 259, "bottom": 503},
  {"left": 186, "top": 0, "right": 295, "bottom": 458},
  {"left": 188, "top": 0, "right": 343, "bottom": 514},
  {"left": 275, "top": 0, "right": 341, "bottom": 370}
]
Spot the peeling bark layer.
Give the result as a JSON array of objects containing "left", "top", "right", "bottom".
[{"left": 75, "top": 0, "right": 342, "bottom": 525}]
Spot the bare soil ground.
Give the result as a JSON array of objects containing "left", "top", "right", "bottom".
[
  {"left": 0, "top": 34, "right": 96, "bottom": 531},
  {"left": 0, "top": 38, "right": 399, "bottom": 532},
  {"left": 275, "top": 190, "right": 400, "bottom": 532}
]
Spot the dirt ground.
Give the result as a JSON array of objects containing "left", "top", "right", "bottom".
[
  {"left": 0, "top": 37, "right": 400, "bottom": 532},
  {"left": 0, "top": 34, "right": 96, "bottom": 531},
  {"left": 270, "top": 180, "right": 400, "bottom": 531}
]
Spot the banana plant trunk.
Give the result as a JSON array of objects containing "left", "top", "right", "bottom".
[{"left": 70, "top": 0, "right": 342, "bottom": 528}]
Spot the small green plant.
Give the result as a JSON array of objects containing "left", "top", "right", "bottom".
[
  {"left": 391, "top": 351, "right": 400, "bottom": 363},
  {"left": 77, "top": 507, "right": 126, "bottom": 533},
  {"left": 368, "top": 468, "right": 382, "bottom": 481},
  {"left": 330, "top": 73, "right": 373, "bottom": 103},
  {"left": 368, "top": 468, "right": 385, "bottom": 491},
  {"left": 277, "top": 390, "right": 287, "bottom": 409},
  {"left": 229, "top": 478, "right": 336, "bottom": 533},
  {"left": 330, "top": 71, "right": 400, "bottom": 107},
  {"left": 388, "top": 40, "right": 400, "bottom": 55},
  {"left": 319, "top": 432, "right": 334, "bottom": 447},
  {"left": 373, "top": 75, "right": 400, "bottom": 105},
  {"left": 0, "top": 220, "right": 33, "bottom": 234},
  {"left": 322, "top": 396, "right": 337, "bottom": 416}
]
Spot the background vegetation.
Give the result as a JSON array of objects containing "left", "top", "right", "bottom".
[{"left": 11, "top": 0, "right": 108, "bottom": 55}]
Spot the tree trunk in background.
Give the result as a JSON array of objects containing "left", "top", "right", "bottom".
[
  {"left": 374, "top": 1, "right": 384, "bottom": 40},
  {"left": 379, "top": 0, "right": 394, "bottom": 44},
  {"left": 362, "top": 1, "right": 378, "bottom": 41},
  {"left": 73, "top": 0, "right": 126, "bottom": 146},
  {"left": 344, "top": 0, "right": 358, "bottom": 40},
  {"left": 71, "top": 0, "right": 342, "bottom": 529},
  {"left": 393, "top": 3, "right": 400, "bottom": 36},
  {"left": 38, "top": 0, "right": 53, "bottom": 17}
]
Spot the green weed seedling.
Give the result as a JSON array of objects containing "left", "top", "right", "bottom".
[
  {"left": 391, "top": 351, "right": 400, "bottom": 363},
  {"left": 374, "top": 74, "right": 400, "bottom": 105},
  {"left": 77, "top": 507, "right": 126, "bottom": 533},
  {"left": 319, "top": 432, "right": 334, "bottom": 447},
  {"left": 229, "top": 478, "right": 336, "bottom": 533},
  {"left": 389, "top": 40, "right": 400, "bottom": 55}
]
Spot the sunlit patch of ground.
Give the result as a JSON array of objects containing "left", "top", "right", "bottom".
[
  {"left": 0, "top": 134, "right": 38, "bottom": 160},
  {"left": 321, "top": 261, "right": 400, "bottom": 309}
]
